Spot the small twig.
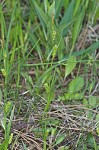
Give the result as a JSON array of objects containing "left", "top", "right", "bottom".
[{"left": 13, "top": 129, "right": 43, "bottom": 150}]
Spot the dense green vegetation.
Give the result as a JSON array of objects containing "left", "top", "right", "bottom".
[{"left": 0, "top": 0, "right": 99, "bottom": 149}]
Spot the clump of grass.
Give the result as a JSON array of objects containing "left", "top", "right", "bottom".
[{"left": 0, "top": 0, "right": 99, "bottom": 149}]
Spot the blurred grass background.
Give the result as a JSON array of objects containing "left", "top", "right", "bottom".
[{"left": 0, "top": 0, "right": 99, "bottom": 149}]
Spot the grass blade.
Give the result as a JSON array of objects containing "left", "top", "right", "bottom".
[{"left": 32, "top": 0, "right": 48, "bottom": 27}]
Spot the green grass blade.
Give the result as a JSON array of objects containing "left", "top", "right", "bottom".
[
  {"left": 63, "top": 41, "right": 99, "bottom": 60},
  {"left": 71, "top": 10, "right": 84, "bottom": 52},
  {"left": 32, "top": 0, "right": 48, "bottom": 27},
  {"left": 48, "top": 1, "right": 55, "bottom": 17},
  {"left": 59, "top": 0, "right": 75, "bottom": 36},
  {"left": 55, "top": 0, "right": 64, "bottom": 19},
  {"left": 65, "top": 56, "right": 77, "bottom": 78},
  {"left": 0, "top": 4, "right": 6, "bottom": 37},
  {"left": 5, "top": 2, "right": 17, "bottom": 53},
  {"left": 59, "top": 0, "right": 75, "bottom": 25}
]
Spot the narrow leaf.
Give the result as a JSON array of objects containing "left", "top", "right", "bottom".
[
  {"left": 65, "top": 56, "right": 76, "bottom": 78},
  {"left": 55, "top": 134, "right": 65, "bottom": 146},
  {"left": 71, "top": 11, "right": 84, "bottom": 50},
  {"left": 32, "top": 0, "right": 48, "bottom": 27},
  {"left": 55, "top": 0, "right": 64, "bottom": 19},
  {"left": 48, "top": 1, "right": 55, "bottom": 17},
  {"left": 59, "top": 0, "right": 75, "bottom": 36},
  {"left": 59, "top": 0, "right": 75, "bottom": 25}
]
